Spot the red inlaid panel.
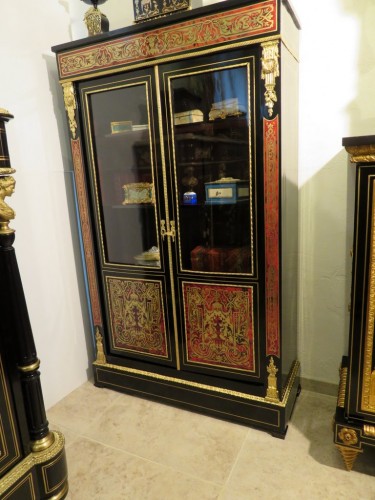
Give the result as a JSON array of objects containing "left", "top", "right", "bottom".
[
  {"left": 71, "top": 139, "right": 103, "bottom": 327},
  {"left": 263, "top": 116, "right": 279, "bottom": 357},
  {"left": 106, "top": 277, "right": 168, "bottom": 358},
  {"left": 183, "top": 282, "right": 255, "bottom": 372}
]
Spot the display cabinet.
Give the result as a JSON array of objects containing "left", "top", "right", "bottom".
[
  {"left": 52, "top": 0, "right": 300, "bottom": 436},
  {"left": 334, "top": 136, "right": 375, "bottom": 471}
]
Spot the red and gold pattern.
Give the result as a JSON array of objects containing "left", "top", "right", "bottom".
[
  {"left": 263, "top": 117, "right": 279, "bottom": 357},
  {"left": 183, "top": 282, "right": 255, "bottom": 372},
  {"left": 71, "top": 139, "right": 103, "bottom": 327},
  {"left": 58, "top": 1, "right": 277, "bottom": 79},
  {"left": 107, "top": 277, "right": 168, "bottom": 358}
]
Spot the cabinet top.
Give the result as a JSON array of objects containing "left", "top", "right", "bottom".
[
  {"left": 343, "top": 135, "right": 375, "bottom": 147},
  {"left": 52, "top": 0, "right": 299, "bottom": 82}
]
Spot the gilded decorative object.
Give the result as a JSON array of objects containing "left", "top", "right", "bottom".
[
  {"left": 122, "top": 182, "right": 155, "bottom": 205},
  {"left": 0, "top": 176, "right": 16, "bottom": 235},
  {"left": 338, "top": 427, "right": 358, "bottom": 446},
  {"left": 363, "top": 424, "right": 375, "bottom": 437},
  {"left": 62, "top": 82, "right": 77, "bottom": 139},
  {"left": 336, "top": 445, "right": 362, "bottom": 471},
  {"left": 337, "top": 365, "right": 348, "bottom": 408},
  {"left": 183, "top": 282, "right": 255, "bottom": 372},
  {"left": 57, "top": 2, "right": 278, "bottom": 79},
  {"left": 95, "top": 328, "right": 106, "bottom": 364},
  {"left": 261, "top": 41, "right": 279, "bottom": 117},
  {"left": 345, "top": 144, "right": 375, "bottom": 163},
  {"left": 160, "top": 219, "right": 176, "bottom": 242},
  {"left": 133, "top": 0, "right": 190, "bottom": 23},
  {"left": 106, "top": 277, "right": 169, "bottom": 358},
  {"left": 265, "top": 356, "right": 279, "bottom": 402},
  {"left": 82, "top": 0, "right": 109, "bottom": 36},
  {"left": 360, "top": 181, "right": 375, "bottom": 413}
]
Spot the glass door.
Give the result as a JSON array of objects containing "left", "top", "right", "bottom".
[
  {"left": 161, "top": 52, "right": 261, "bottom": 382},
  {"left": 80, "top": 72, "right": 177, "bottom": 368}
]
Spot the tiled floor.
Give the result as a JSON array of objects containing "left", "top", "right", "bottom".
[{"left": 47, "top": 381, "right": 375, "bottom": 499}]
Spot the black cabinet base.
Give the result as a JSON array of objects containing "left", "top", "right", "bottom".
[
  {"left": 94, "top": 360, "right": 300, "bottom": 437},
  {"left": 333, "top": 356, "right": 375, "bottom": 471},
  {"left": 0, "top": 431, "right": 68, "bottom": 500}
]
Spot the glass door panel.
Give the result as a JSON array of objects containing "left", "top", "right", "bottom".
[
  {"left": 84, "top": 80, "right": 160, "bottom": 268},
  {"left": 166, "top": 63, "right": 254, "bottom": 275}
]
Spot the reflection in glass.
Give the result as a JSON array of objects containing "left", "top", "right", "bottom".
[
  {"left": 87, "top": 82, "right": 160, "bottom": 267},
  {"left": 169, "top": 65, "right": 253, "bottom": 274}
]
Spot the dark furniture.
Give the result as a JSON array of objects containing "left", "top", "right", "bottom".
[
  {"left": 334, "top": 135, "right": 375, "bottom": 470},
  {"left": 0, "top": 110, "right": 68, "bottom": 498},
  {"left": 52, "top": 0, "right": 300, "bottom": 437}
]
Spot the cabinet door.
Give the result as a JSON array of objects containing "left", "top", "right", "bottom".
[
  {"left": 160, "top": 51, "right": 262, "bottom": 382},
  {"left": 79, "top": 71, "right": 177, "bottom": 367}
]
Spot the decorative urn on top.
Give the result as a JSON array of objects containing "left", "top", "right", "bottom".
[{"left": 81, "top": 0, "right": 109, "bottom": 36}]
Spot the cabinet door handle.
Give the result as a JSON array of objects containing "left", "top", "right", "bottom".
[{"left": 161, "top": 219, "right": 176, "bottom": 242}]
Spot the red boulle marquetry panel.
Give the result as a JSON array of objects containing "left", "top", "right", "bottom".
[
  {"left": 57, "top": 0, "right": 277, "bottom": 79},
  {"left": 263, "top": 117, "right": 280, "bottom": 357},
  {"left": 106, "top": 277, "right": 168, "bottom": 358},
  {"left": 71, "top": 139, "right": 103, "bottom": 327},
  {"left": 183, "top": 282, "right": 255, "bottom": 372}
]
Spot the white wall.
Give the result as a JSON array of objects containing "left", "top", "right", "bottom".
[
  {"left": 1, "top": 0, "right": 374, "bottom": 411},
  {"left": 0, "top": 2, "right": 93, "bottom": 409}
]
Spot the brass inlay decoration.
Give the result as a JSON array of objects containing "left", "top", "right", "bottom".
[
  {"left": 182, "top": 282, "right": 255, "bottom": 373},
  {"left": 2, "top": 473, "right": 35, "bottom": 500},
  {"left": 0, "top": 431, "right": 65, "bottom": 498},
  {"left": 95, "top": 328, "right": 106, "bottom": 364},
  {"left": 0, "top": 176, "right": 16, "bottom": 235},
  {"left": 261, "top": 41, "right": 279, "bottom": 117},
  {"left": 160, "top": 219, "right": 176, "bottom": 242},
  {"left": 361, "top": 180, "right": 375, "bottom": 413},
  {"left": 337, "top": 365, "right": 348, "bottom": 408},
  {"left": 363, "top": 424, "right": 375, "bottom": 437},
  {"left": 30, "top": 431, "right": 55, "bottom": 453},
  {"left": 18, "top": 359, "right": 40, "bottom": 373},
  {"left": 71, "top": 139, "right": 103, "bottom": 327},
  {"left": 58, "top": 1, "right": 278, "bottom": 79},
  {"left": 154, "top": 65, "right": 181, "bottom": 369},
  {"left": 345, "top": 144, "right": 375, "bottom": 163},
  {"left": 0, "top": 354, "right": 21, "bottom": 474},
  {"left": 62, "top": 82, "right": 77, "bottom": 139},
  {"left": 336, "top": 445, "right": 362, "bottom": 471},
  {"left": 106, "top": 277, "right": 169, "bottom": 358},
  {"left": 337, "top": 427, "right": 358, "bottom": 446},
  {"left": 265, "top": 356, "right": 279, "bottom": 402}
]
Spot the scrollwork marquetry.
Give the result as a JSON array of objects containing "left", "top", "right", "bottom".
[
  {"left": 261, "top": 40, "right": 279, "bottom": 117},
  {"left": 58, "top": 2, "right": 278, "bottom": 79},
  {"left": 62, "top": 82, "right": 77, "bottom": 139}
]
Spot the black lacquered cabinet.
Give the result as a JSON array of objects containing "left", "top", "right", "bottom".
[
  {"left": 334, "top": 136, "right": 375, "bottom": 470},
  {"left": 52, "top": 0, "right": 300, "bottom": 436}
]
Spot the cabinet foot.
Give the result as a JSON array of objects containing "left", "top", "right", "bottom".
[{"left": 336, "top": 444, "right": 362, "bottom": 471}]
